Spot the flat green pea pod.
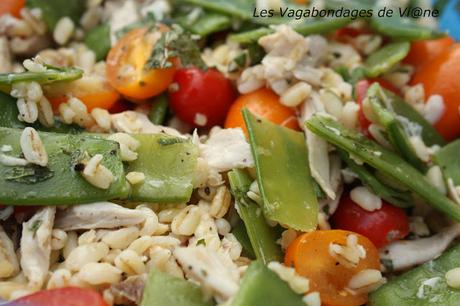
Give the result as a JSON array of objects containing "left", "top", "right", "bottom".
[
  {"left": 364, "top": 42, "right": 410, "bottom": 78},
  {"left": 177, "top": 12, "right": 232, "bottom": 37},
  {"left": 243, "top": 109, "right": 318, "bottom": 231},
  {"left": 84, "top": 24, "right": 111, "bottom": 61},
  {"left": 380, "top": 88, "right": 445, "bottom": 147},
  {"left": 229, "top": 18, "right": 352, "bottom": 44},
  {"left": 367, "top": 84, "right": 426, "bottom": 171},
  {"left": 305, "top": 114, "right": 460, "bottom": 222},
  {"left": 434, "top": 140, "right": 460, "bottom": 185},
  {"left": 339, "top": 150, "right": 413, "bottom": 208},
  {"left": 127, "top": 134, "right": 198, "bottom": 203},
  {"left": 228, "top": 169, "right": 282, "bottom": 263},
  {"left": 141, "top": 268, "right": 214, "bottom": 306},
  {"left": 0, "top": 92, "right": 83, "bottom": 133},
  {"left": 180, "top": 0, "right": 251, "bottom": 20},
  {"left": 0, "top": 127, "right": 128, "bottom": 205},
  {"left": 370, "top": 243, "right": 460, "bottom": 306},
  {"left": 231, "top": 261, "right": 306, "bottom": 306},
  {"left": 148, "top": 94, "right": 169, "bottom": 125},
  {"left": 0, "top": 65, "right": 83, "bottom": 86},
  {"left": 0, "top": 92, "right": 25, "bottom": 129},
  {"left": 370, "top": 14, "right": 446, "bottom": 41},
  {"left": 231, "top": 220, "right": 256, "bottom": 259},
  {"left": 366, "top": 84, "right": 445, "bottom": 171},
  {"left": 26, "top": 0, "right": 85, "bottom": 30}
]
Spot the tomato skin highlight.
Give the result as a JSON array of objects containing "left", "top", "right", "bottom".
[
  {"left": 0, "top": 0, "right": 25, "bottom": 18},
  {"left": 168, "top": 68, "right": 235, "bottom": 127},
  {"left": 411, "top": 44, "right": 460, "bottom": 140},
  {"left": 5, "top": 287, "right": 108, "bottom": 306},
  {"left": 403, "top": 37, "right": 455, "bottom": 69},
  {"left": 224, "top": 88, "right": 299, "bottom": 135},
  {"left": 331, "top": 194, "right": 409, "bottom": 248},
  {"left": 106, "top": 27, "right": 176, "bottom": 100},
  {"left": 285, "top": 230, "right": 380, "bottom": 306}
]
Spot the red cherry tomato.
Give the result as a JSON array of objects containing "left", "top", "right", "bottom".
[
  {"left": 168, "top": 68, "right": 235, "bottom": 128},
  {"left": 332, "top": 27, "right": 372, "bottom": 44},
  {"left": 108, "top": 100, "right": 134, "bottom": 114},
  {"left": 331, "top": 193, "right": 409, "bottom": 248},
  {"left": 355, "top": 79, "right": 401, "bottom": 135},
  {"left": 5, "top": 287, "right": 108, "bottom": 306}
]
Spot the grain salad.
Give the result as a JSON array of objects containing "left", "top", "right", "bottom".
[{"left": 0, "top": 0, "right": 460, "bottom": 306}]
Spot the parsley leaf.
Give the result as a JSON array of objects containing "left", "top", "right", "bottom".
[{"left": 145, "top": 25, "right": 207, "bottom": 71}]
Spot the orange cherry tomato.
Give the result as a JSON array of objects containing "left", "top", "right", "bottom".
[
  {"left": 106, "top": 27, "right": 176, "bottom": 100},
  {"left": 45, "top": 75, "right": 120, "bottom": 111},
  {"left": 285, "top": 230, "right": 380, "bottom": 306},
  {"left": 411, "top": 44, "right": 460, "bottom": 140},
  {"left": 224, "top": 88, "right": 300, "bottom": 135},
  {"left": 0, "top": 0, "right": 25, "bottom": 18},
  {"left": 403, "top": 37, "right": 455, "bottom": 69}
]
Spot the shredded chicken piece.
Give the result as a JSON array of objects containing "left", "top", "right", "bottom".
[
  {"left": 380, "top": 225, "right": 460, "bottom": 271},
  {"left": 0, "top": 225, "right": 19, "bottom": 278},
  {"left": 300, "top": 95, "right": 338, "bottom": 200},
  {"left": 111, "top": 111, "right": 185, "bottom": 138},
  {"left": 200, "top": 127, "right": 253, "bottom": 172},
  {"left": 20, "top": 207, "right": 55, "bottom": 288},
  {"left": 54, "top": 202, "right": 145, "bottom": 231},
  {"left": 174, "top": 246, "right": 240, "bottom": 303}
]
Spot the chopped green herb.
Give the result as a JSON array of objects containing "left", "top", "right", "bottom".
[{"left": 146, "top": 25, "right": 207, "bottom": 70}]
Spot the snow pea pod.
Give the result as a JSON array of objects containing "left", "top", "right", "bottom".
[
  {"left": 0, "top": 92, "right": 25, "bottom": 129},
  {"left": 0, "top": 65, "right": 83, "bottom": 86},
  {"left": 228, "top": 169, "right": 281, "bottom": 263},
  {"left": 141, "top": 268, "right": 214, "bottom": 306},
  {"left": 434, "top": 139, "right": 460, "bottom": 185},
  {"left": 180, "top": 0, "right": 250, "bottom": 20},
  {"left": 231, "top": 261, "right": 305, "bottom": 306},
  {"left": 0, "top": 127, "right": 128, "bottom": 205},
  {"left": 229, "top": 18, "right": 352, "bottom": 44},
  {"left": 305, "top": 114, "right": 460, "bottom": 222},
  {"left": 0, "top": 92, "right": 83, "bottom": 133},
  {"left": 370, "top": 15, "right": 446, "bottom": 41},
  {"left": 148, "top": 94, "right": 169, "bottom": 125},
  {"left": 84, "top": 24, "right": 111, "bottom": 61},
  {"left": 365, "top": 42, "right": 410, "bottom": 78},
  {"left": 339, "top": 150, "right": 413, "bottom": 208},
  {"left": 243, "top": 109, "right": 318, "bottom": 231},
  {"left": 127, "top": 134, "right": 198, "bottom": 203},
  {"left": 370, "top": 243, "right": 460, "bottom": 306},
  {"left": 177, "top": 12, "right": 232, "bottom": 37},
  {"left": 380, "top": 88, "right": 445, "bottom": 147},
  {"left": 368, "top": 85, "right": 427, "bottom": 172},
  {"left": 26, "top": 0, "right": 85, "bottom": 30}
]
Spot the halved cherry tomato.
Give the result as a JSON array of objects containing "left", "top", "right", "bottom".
[
  {"left": 168, "top": 68, "right": 235, "bottom": 127},
  {"left": 331, "top": 194, "right": 409, "bottom": 248},
  {"left": 0, "top": 0, "right": 25, "bottom": 18},
  {"left": 224, "top": 88, "right": 299, "bottom": 135},
  {"left": 285, "top": 230, "right": 380, "bottom": 306},
  {"left": 5, "top": 287, "right": 108, "bottom": 306},
  {"left": 45, "top": 75, "right": 120, "bottom": 111},
  {"left": 106, "top": 27, "right": 176, "bottom": 100},
  {"left": 355, "top": 78, "right": 401, "bottom": 135},
  {"left": 108, "top": 100, "right": 134, "bottom": 114},
  {"left": 403, "top": 36, "right": 455, "bottom": 69},
  {"left": 411, "top": 44, "right": 460, "bottom": 140}
]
